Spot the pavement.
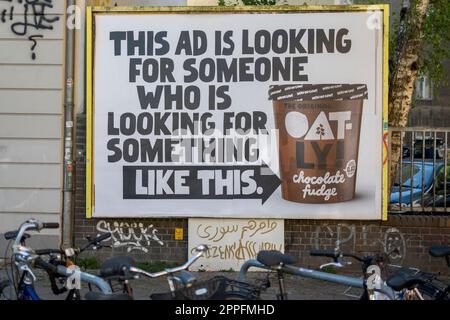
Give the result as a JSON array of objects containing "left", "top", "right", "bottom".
[{"left": 0, "top": 267, "right": 365, "bottom": 300}]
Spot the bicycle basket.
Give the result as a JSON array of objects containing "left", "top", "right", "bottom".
[{"left": 150, "top": 276, "right": 228, "bottom": 300}]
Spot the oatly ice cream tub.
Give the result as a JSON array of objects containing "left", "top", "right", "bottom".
[{"left": 269, "top": 84, "right": 368, "bottom": 204}]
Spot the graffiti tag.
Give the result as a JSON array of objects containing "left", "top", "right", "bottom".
[
  {"left": 189, "top": 219, "right": 284, "bottom": 271},
  {"left": 312, "top": 223, "right": 407, "bottom": 262},
  {"left": 196, "top": 219, "right": 278, "bottom": 243},
  {"left": 0, "top": 0, "right": 60, "bottom": 60},
  {"left": 96, "top": 220, "right": 164, "bottom": 253}
]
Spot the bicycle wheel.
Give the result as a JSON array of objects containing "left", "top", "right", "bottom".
[{"left": 0, "top": 278, "right": 17, "bottom": 300}]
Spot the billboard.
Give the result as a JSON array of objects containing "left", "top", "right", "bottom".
[{"left": 86, "top": 6, "right": 389, "bottom": 219}]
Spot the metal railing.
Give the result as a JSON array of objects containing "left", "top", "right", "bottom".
[{"left": 389, "top": 127, "right": 450, "bottom": 213}]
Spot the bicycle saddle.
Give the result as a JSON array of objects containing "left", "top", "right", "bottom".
[
  {"left": 386, "top": 271, "right": 428, "bottom": 291},
  {"left": 85, "top": 291, "right": 132, "bottom": 300},
  {"left": 4, "top": 230, "right": 30, "bottom": 241},
  {"left": 257, "top": 250, "right": 297, "bottom": 267},
  {"left": 429, "top": 246, "right": 450, "bottom": 258},
  {"left": 100, "top": 256, "right": 136, "bottom": 279}
]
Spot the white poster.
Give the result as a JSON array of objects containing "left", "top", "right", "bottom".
[
  {"left": 188, "top": 218, "right": 284, "bottom": 271},
  {"left": 88, "top": 8, "right": 387, "bottom": 219}
]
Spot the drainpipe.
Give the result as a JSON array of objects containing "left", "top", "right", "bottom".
[
  {"left": 62, "top": 0, "right": 76, "bottom": 247},
  {"left": 75, "top": 0, "right": 86, "bottom": 114}
]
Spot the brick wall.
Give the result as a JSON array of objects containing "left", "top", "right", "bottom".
[
  {"left": 74, "top": 114, "right": 450, "bottom": 275},
  {"left": 285, "top": 217, "right": 450, "bottom": 275}
]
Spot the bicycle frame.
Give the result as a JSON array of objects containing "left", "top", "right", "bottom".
[
  {"left": 2, "top": 265, "right": 41, "bottom": 301},
  {"left": 238, "top": 259, "right": 396, "bottom": 300},
  {"left": 20, "top": 282, "right": 40, "bottom": 300}
]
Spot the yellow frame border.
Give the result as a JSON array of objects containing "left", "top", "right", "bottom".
[
  {"left": 382, "top": 5, "right": 389, "bottom": 221},
  {"left": 86, "top": 6, "right": 93, "bottom": 218},
  {"left": 86, "top": 5, "right": 389, "bottom": 220}
]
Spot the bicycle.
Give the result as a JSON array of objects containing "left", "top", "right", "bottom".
[
  {"left": 310, "top": 246, "right": 450, "bottom": 300},
  {"left": 385, "top": 245, "right": 450, "bottom": 300},
  {"left": 309, "top": 248, "right": 400, "bottom": 300},
  {"left": 118, "top": 244, "right": 259, "bottom": 300},
  {"left": 237, "top": 250, "right": 397, "bottom": 300},
  {"left": 0, "top": 219, "right": 128, "bottom": 300},
  {"left": 30, "top": 232, "right": 124, "bottom": 300},
  {"left": 49, "top": 243, "right": 227, "bottom": 300}
]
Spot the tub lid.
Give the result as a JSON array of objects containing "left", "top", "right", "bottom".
[{"left": 269, "top": 84, "right": 368, "bottom": 101}]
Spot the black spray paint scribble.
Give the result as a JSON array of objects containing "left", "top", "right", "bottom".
[{"left": 0, "top": 0, "right": 60, "bottom": 60}]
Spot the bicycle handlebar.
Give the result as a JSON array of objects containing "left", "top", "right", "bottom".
[
  {"left": 91, "top": 232, "right": 111, "bottom": 244},
  {"left": 35, "top": 249, "right": 64, "bottom": 255},
  {"left": 12, "top": 219, "right": 60, "bottom": 250},
  {"left": 81, "top": 232, "right": 112, "bottom": 252},
  {"left": 42, "top": 222, "right": 59, "bottom": 229},
  {"left": 34, "top": 232, "right": 112, "bottom": 258},
  {"left": 34, "top": 255, "right": 112, "bottom": 294},
  {"left": 309, "top": 249, "right": 367, "bottom": 263},
  {"left": 310, "top": 249, "right": 340, "bottom": 260},
  {"left": 129, "top": 244, "right": 208, "bottom": 278},
  {"left": 34, "top": 257, "right": 59, "bottom": 273}
]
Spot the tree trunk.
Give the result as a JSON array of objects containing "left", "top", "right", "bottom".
[{"left": 388, "top": 0, "right": 430, "bottom": 193}]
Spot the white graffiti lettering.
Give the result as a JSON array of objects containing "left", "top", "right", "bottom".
[
  {"left": 313, "top": 224, "right": 406, "bottom": 262},
  {"left": 96, "top": 220, "right": 164, "bottom": 253}
]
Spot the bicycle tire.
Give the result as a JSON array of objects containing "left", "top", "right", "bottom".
[
  {"left": 0, "top": 278, "right": 17, "bottom": 300},
  {"left": 0, "top": 278, "right": 9, "bottom": 295}
]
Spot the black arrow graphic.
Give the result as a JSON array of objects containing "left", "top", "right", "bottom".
[
  {"left": 122, "top": 163, "right": 281, "bottom": 205},
  {"left": 258, "top": 161, "right": 282, "bottom": 204}
]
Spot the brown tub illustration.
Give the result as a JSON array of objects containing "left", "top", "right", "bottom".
[{"left": 269, "top": 84, "right": 368, "bottom": 204}]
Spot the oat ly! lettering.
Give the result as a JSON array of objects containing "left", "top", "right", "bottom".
[{"left": 270, "top": 84, "right": 368, "bottom": 204}]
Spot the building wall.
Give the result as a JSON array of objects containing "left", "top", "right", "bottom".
[
  {"left": 408, "top": 105, "right": 450, "bottom": 128},
  {"left": 286, "top": 217, "right": 450, "bottom": 275},
  {"left": 0, "top": 0, "right": 65, "bottom": 251},
  {"left": 409, "top": 60, "right": 450, "bottom": 128}
]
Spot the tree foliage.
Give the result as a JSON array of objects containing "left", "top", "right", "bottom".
[
  {"left": 359, "top": 0, "right": 450, "bottom": 89},
  {"left": 223, "top": 0, "right": 450, "bottom": 89},
  {"left": 420, "top": 0, "right": 450, "bottom": 87}
]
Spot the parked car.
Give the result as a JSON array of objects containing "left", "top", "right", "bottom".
[
  {"left": 402, "top": 137, "right": 445, "bottom": 160},
  {"left": 424, "top": 194, "right": 450, "bottom": 208},
  {"left": 389, "top": 160, "right": 448, "bottom": 207}
]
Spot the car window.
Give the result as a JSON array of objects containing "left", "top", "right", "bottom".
[
  {"left": 396, "top": 163, "right": 435, "bottom": 189},
  {"left": 396, "top": 164, "right": 420, "bottom": 187}
]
